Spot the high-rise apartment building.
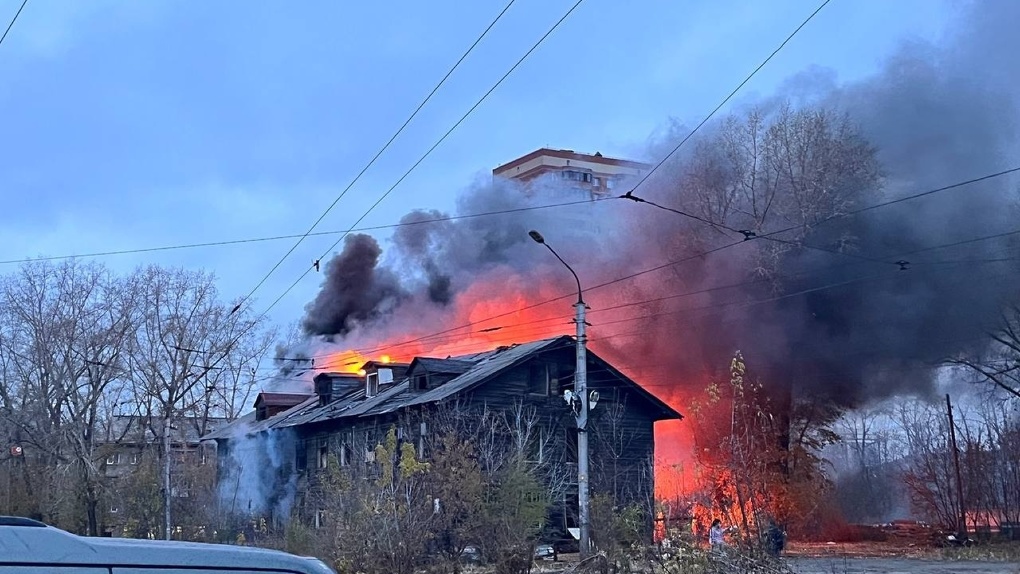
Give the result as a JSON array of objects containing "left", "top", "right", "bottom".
[{"left": 493, "top": 148, "right": 650, "bottom": 198}]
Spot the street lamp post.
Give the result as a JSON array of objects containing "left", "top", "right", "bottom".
[
  {"left": 528, "top": 230, "right": 591, "bottom": 558},
  {"left": 7, "top": 445, "right": 23, "bottom": 515}
]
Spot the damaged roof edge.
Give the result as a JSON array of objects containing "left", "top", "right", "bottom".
[{"left": 208, "top": 335, "right": 681, "bottom": 436}]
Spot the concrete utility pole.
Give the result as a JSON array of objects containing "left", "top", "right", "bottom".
[
  {"left": 573, "top": 292, "right": 590, "bottom": 559},
  {"left": 529, "top": 230, "right": 592, "bottom": 558}
]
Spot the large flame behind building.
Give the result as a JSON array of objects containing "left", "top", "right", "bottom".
[{"left": 280, "top": 2, "right": 1020, "bottom": 505}]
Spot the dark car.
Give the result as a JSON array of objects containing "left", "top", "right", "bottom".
[
  {"left": 460, "top": 545, "right": 483, "bottom": 565},
  {"left": 533, "top": 543, "right": 557, "bottom": 561},
  {"left": 550, "top": 537, "right": 579, "bottom": 554}
]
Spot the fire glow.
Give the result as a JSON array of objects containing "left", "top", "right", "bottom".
[{"left": 308, "top": 267, "right": 694, "bottom": 500}]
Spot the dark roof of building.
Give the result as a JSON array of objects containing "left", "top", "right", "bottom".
[
  {"left": 254, "top": 392, "right": 313, "bottom": 408},
  {"left": 408, "top": 357, "right": 475, "bottom": 375},
  {"left": 107, "top": 415, "right": 229, "bottom": 445},
  {"left": 312, "top": 371, "right": 361, "bottom": 379},
  {"left": 201, "top": 396, "right": 318, "bottom": 441},
  {"left": 405, "top": 338, "right": 567, "bottom": 407},
  {"left": 362, "top": 360, "right": 410, "bottom": 370},
  {"left": 203, "top": 335, "right": 682, "bottom": 441}
]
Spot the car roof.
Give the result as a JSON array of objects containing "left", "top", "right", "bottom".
[{"left": 0, "top": 520, "right": 333, "bottom": 573}]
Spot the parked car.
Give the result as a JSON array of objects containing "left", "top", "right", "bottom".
[
  {"left": 460, "top": 545, "right": 483, "bottom": 565},
  {"left": 0, "top": 515, "right": 336, "bottom": 573},
  {"left": 533, "top": 543, "right": 558, "bottom": 561},
  {"left": 550, "top": 537, "right": 579, "bottom": 554},
  {"left": 942, "top": 533, "right": 977, "bottom": 547}
]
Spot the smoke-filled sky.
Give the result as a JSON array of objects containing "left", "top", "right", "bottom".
[
  {"left": 296, "top": 0, "right": 1020, "bottom": 410},
  {"left": 0, "top": 0, "right": 956, "bottom": 329}
]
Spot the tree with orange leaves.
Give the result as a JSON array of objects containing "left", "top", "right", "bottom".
[{"left": 688, "top": 351, "right": 839, "bottom": 543}]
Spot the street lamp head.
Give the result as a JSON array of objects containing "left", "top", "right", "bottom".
[{"left": 528, "top": 230, "right": 545, "bottom": 244}]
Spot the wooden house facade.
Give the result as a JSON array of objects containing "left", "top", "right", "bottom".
[{"left": 206, "top": 336, "right": 681, "bottom": 540}]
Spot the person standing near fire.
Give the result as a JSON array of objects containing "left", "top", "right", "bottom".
[{"left": 709, "top": 519, "right": 726, "bottom": 551}]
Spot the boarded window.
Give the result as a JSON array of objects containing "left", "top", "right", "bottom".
[
  {"left": 527, "top": 364, "right": 550, "bottom": 396},
  {"left": 564, "top": 427, "right": 578, "bottom": 463},
  {"left": 548, "top": 363, "right": 561, "bottom": 395},
  {"left": 527, "top": 427, "right": 547, "bottom": 464},
  {"left": 295, "top": 441, "right": 308, "bottom": 471},
  {"left": 418, "top": 422, "right": 428, "bottom": 461},
  {"left": 413, "top": 374, "right": 428, "bottom": 391},
  {"left": 318, "top": 439, "right": 329, "bottom": 469},
  {"left": 340, "top": 442, "right": 352, "bottom": 467},
  {"left": 364, "top": 431, "right": 376, "bottom": 463}
]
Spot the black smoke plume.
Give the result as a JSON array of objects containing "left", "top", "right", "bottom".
[
  {"left": 300, "top": 1, "right": 1020, "bottom": 407},
  {"left": 302, "top": 234, "right": 406, "bottom": 337}
]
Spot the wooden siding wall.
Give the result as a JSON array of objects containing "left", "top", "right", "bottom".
[{"left": 282, "top": 347, "right": 661, "bottom": 534}]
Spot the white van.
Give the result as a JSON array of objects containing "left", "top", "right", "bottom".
[{"left": 0, "top": 516, "right": 336, "bottom": 574}]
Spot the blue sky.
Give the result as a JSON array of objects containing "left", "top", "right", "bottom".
[{"left": 0, "top": 0, "right": 954, "bottom": 328}]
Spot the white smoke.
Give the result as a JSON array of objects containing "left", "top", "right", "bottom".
[{"left": 218, "top": 420, "right": 298, "bottom": 522}]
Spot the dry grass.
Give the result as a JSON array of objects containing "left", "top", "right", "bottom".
[
  {"left": 786, "top": 539, "right": 1020, "bottom": 563},
  {"left": 939, "top": 542, "right": 1020, "bottom": 562},
  {"left": 550, "top": 542, "right": 794, "bottom": 574}
]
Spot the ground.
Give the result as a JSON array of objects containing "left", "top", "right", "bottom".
[
  {"left": 786, "top": 541, "right": 1020, "bottom": 574},
  {"left": 788, "top": 557, "right": 1020, "bottom": 573},
  {"left": 530, "top": 542, "right": 1020, "bottom": 573}
]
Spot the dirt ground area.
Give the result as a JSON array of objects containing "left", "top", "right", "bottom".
[
  {"left": 786, "top": 542, "right": 1020, "bottom": 573},
  {"left": 531, "top": 542, "right": 1020, "bottom": 573},
  {"left": 788, "top": 556, "right": 1020, "bottom": 573},
  {"left": 786, "top": 541, "right": 937, "bottom": 559}
]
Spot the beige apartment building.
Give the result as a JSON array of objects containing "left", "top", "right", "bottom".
[{"left": 493, "top": 148, "right": 650, "bottom": 198}]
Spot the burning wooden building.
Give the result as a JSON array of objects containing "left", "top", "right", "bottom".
[{"left": 204, "top": 335, "right": 681, "bottom": 540}]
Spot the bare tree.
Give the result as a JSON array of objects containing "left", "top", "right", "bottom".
[
  {"left": 655, "top": 103, "right": 881, "bottom": 278},
  {"left": 950, "top": 306, "right": 1020, "bottom": 400},
  {"left": 893, "top": 399, "right": 959, "bottom": 529},
  {"left": 0, "top": 260, "right": 136, "bottom": 534},
  {"left": 831, "top": 407, "right": 902, "bottom": 523},
  {"left": 124, "top": 265, "right": 269, "bottom": 540},
  {"left": 897, "top": 396, "right": 1020, "bottom": 535}
]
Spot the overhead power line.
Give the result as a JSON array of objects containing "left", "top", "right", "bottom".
[
  {"left": 289, "top": 0, "right": 833, "bottom": 355},
  {"left": 622, "top": 191, "right": 895, "bottom": 265},
  {"left": 334, "top": 166, "right": 1020, "bottom": 356},
  {"left": 260, "top": 0, "right": 588, "bottom": 317},
  {"left": 617, "top": 0, "right": 832, "bottom": 208},
  {"left": 289, "top": 221, "right": 1020, "bottom": 362},
  {"left": 279, "top": 249, "right": 1019, "bottom": 368},
  {"left": 0, "top": 0, "right": 28, "bottom": 48},
  {"left": 0, "top": 196, "right": 613, "bottom": 266},
  {"left": 236, "top": 0, "right": 519, "bottom": 310},
  {"left": 164, "top": 0, "right": 587, "bottom": 385}
]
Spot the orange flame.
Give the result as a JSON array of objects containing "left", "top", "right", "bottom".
[
  {"left": 315, "top": 349, "right": 371, "bottom": 374},
  {"left": 307, "top": 267, "right": 699, "bottom": 497}
]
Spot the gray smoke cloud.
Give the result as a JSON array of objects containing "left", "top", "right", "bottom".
[
  {"left": 302, "top": 234, "right": 407, "bottom": 336},
  {"left": 301, "top": 176, "right": 620, "bottom": 341},
  {"left": 609, "top": 0, "right": 1020, "bottom": 405},
  {"left": 299, "top": 1, "right": 1020, "bottom": 407}
]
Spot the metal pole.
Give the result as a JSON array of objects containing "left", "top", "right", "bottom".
[
  {"left": 164, "top": 414, "right": 172, "bottom": 540},
  {"left": 575, "top": 300, "right": 590, "bottom": 559},
  {"left": 946, "top": 394, "right": 966, "bottom": 538}
]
